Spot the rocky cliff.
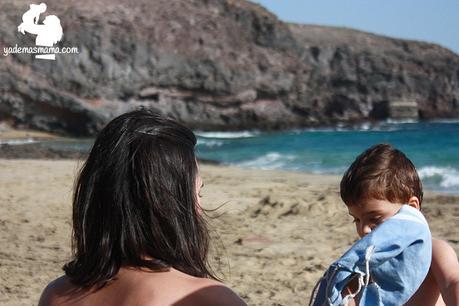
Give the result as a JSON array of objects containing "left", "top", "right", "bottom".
[{"left": 1, "top": 0, "right": 459, "bottom": 135}]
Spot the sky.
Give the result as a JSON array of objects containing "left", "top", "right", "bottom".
[{"left": 250, "top": 0, "right": 459, "bottom": 55}]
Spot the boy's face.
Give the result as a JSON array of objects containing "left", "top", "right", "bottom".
[{"left": 347, "top": 198, "right": 403, "bottom": 238}]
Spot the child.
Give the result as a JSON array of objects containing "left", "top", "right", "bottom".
[
  {"left": 339, "top": 144, "right": 459, "bottom": 305},
  {"left": 18, "top": 3, "right": 47, "bottom": 34}
]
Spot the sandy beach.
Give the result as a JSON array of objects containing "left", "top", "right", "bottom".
[
  {"left": 1, "top": 159, "right": 459, "bottom": 306},
  {"left": 0, "top": 128, "right": 59, "bottom": 141}
]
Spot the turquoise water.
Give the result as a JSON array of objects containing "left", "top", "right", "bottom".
[
  {"left": 5, "top": 121, "right": 458, "bottom": 194},
  {"left": 196, "top": 122, "right": 459, "bottom": 194}
]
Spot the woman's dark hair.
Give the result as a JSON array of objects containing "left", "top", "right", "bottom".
[{"left": 63, "top": 109, "right": 216, "bottom": 288}]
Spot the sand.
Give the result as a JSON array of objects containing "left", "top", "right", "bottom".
[
  {"left": 1, "top": 159, "right": 459, "bottom": 306},
  {"left": 0, "top": 128, "right": 59, "bottom": 141}
]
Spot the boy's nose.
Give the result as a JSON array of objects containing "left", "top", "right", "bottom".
[{"left": 360, "top": 224, "right": 372, "bottom": 236}]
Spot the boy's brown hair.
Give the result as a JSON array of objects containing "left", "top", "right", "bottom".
[{"left": 340, "top": 143, "right": 423, "bottom": 207}]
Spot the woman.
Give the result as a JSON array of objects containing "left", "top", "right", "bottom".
[
  {"left": 38, "top": 110, "right": 246, "bottom": 306},
  {"left": 18, "top": 9, "right": 63, "bottom": 60}
]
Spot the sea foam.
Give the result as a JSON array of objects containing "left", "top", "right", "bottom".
[
  {"left": 418, "top": 166, "right": 459, "bottom": 188},
  {"left": 0, "top": 138, "right": 37, "bottom": 145},
  {"left": 195, "top": 131, "right": 259, "bottom": 139},
  {"left": 236, "top": 152, "right": 296, "bottom": 170}
]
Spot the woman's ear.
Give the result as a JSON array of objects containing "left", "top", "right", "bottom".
[{"left": 407, "top": 196, "right": 420, "bottom": 210}]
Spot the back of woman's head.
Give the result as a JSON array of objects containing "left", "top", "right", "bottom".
[{"left": 64, "top": 109, "right": 214, "bottom": 288}]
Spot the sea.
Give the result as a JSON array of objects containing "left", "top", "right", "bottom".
[
  {"left": 195, "top": 121, "right": 459, "bottom": 195},
  {"left": 3, "top": 120, "right": 458, "bottom": 195}
]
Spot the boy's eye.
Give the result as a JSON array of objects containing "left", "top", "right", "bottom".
[
  {"left": 369, "top": 217, "right": 382, "bottom": 224},
  {"left": 352, "top": 219, "right": 360, "bottom": 224}
]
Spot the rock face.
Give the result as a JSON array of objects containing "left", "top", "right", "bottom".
[{"left": 1, "top": 0, "right": 459, "bottom": 136}]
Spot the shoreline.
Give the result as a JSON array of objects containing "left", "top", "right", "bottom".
[
  {"left": 2, "top": 126, "right": 459, "bottom": 196},
  {"left": 0, "top": 139, "right": 457, "bottom": 197},
  {"left": 1, "top": 159, "right": 458, "bottom": 305},
  {"left": 0, "top": 128, "right": 61, "bottom": 141}
]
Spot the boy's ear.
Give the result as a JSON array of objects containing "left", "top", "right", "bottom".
[{"left": 407, "top": 196, "right": 420, "bottom": 210}]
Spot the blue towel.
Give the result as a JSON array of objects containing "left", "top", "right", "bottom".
[{"left": 310, "top": 205, "right": 432, "bottom": 306}]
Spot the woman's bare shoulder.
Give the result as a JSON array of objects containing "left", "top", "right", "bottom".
[
  {"left": 38, "top": 271, "right": 247, "bottom": 306},
  {"left": 137, "top": 269, "right": 247, "bottom": 306},
  {"left": 169, "top": 277, "right": 247, "bottom": 306},
  {"left": 38, "top": 275, "right": 75, "bottom": 306}
]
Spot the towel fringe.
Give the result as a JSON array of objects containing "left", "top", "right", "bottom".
[{"left": 340, "top": 245, "right": 375, "bottom": 306}]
